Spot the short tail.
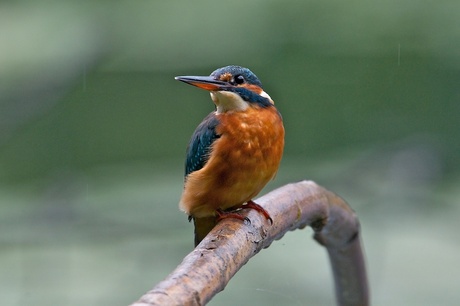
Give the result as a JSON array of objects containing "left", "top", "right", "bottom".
[{"left": 193, "top": 216, "right": 217, "bottom": 247}]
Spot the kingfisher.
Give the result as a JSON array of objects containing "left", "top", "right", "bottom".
[{"left": 175, "top": 65, "right": 285, "bottom": 246}]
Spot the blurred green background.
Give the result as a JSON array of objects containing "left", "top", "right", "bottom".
[{"left": 1, "top": 1, "right": 459, "bottom": 305}]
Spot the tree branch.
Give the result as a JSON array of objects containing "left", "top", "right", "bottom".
[{"left": 130, "top": 180, "right": 369, "bottom": 306}]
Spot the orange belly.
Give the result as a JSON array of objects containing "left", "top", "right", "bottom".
[{"left": 180, "top": 106, "right": 284, "bottom": 218}]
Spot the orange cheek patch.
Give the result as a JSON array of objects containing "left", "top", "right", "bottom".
[{"left": 243, "top": 84, "right": 263, "bottom": 94}]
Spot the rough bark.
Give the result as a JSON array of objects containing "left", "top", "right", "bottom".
[{"left": 130, "top": 180, "right": 369, "bottom": 306}]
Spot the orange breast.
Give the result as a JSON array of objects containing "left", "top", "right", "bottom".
[{"left": 180, "top": 105, "right": 284, "bottom": 218}]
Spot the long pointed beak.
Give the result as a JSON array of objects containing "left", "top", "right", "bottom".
[{"left": 174, "top": 75, "right": 228, "bottom": 91}]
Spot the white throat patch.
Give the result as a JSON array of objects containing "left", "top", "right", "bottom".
[{"left": 210, "top": 91, "right": 249, "bottom": 113}]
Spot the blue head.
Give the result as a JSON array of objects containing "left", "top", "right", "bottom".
[{"left": 175, "top": 65, "right": 274, "bottom": 112}]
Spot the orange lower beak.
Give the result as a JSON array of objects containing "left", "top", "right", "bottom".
[{"left": 175, "top": 76, "right": 228, "bottom": 91}]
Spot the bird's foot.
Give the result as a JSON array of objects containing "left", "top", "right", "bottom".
[
  {"left": 216, "top": 201, "right": 273, "bottom": 225},
  {"left": 216, "top": 208, "right": 250, "bottom": 224},
  {"left": 243, "top": 200, "right": 273, "bottom": 224}
]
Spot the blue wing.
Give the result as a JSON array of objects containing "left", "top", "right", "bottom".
[{"left": 185, "top": 113, "right": 221, "bottom": 177}]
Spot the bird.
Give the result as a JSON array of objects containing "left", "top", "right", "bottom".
[{"left": 175, "top": 65, "right": 285, "bottom": 246}]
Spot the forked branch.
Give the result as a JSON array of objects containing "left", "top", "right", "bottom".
[{"left": 130, "top": 180, "right": 369, "bottom": 306}]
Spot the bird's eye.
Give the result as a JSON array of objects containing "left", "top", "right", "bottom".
[{"left": 233, "top": 75, "right": 245, "bottom": 85}]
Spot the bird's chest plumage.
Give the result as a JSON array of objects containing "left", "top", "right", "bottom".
[
  {"left": 214, "top": 107, "right": 283, "bottom": 178},
  {"left": 180, "top": 106, "right": 284, "bottom": 218}
]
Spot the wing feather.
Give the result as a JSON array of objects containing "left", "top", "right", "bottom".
[{"left": 185, "top": 113, "right": 220, "bottom": 177}]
